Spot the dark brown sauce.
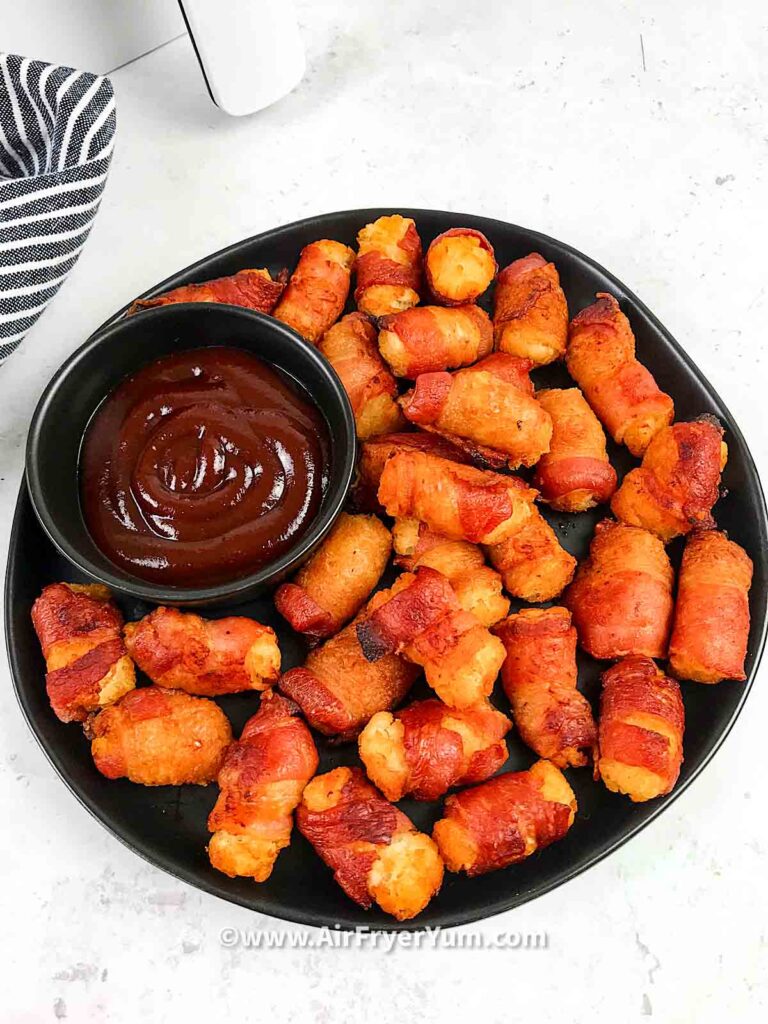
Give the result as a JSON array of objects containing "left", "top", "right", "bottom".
[{"left": 80, "top": 347, "right": 329, "bottom": 586}]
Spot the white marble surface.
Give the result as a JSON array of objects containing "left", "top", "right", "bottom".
[{"left": 2, "top": 2, "right": 767, "bottom": 1020}]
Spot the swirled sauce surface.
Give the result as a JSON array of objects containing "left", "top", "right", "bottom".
[{"left": 80, "top": 347, "right": 329, "bottom": 586}]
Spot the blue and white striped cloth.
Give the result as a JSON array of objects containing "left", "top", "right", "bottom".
[{"left": 0, "top": 52, "right": 116, "bottom": 362}]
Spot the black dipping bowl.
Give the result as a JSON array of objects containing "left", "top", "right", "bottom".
[{"left": 25, "top": 303, "right": 356, "bottom": 607}]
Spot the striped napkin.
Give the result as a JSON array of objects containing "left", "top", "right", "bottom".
[{"left": 0, "top": 52, "right": 116, "bottom": 363}]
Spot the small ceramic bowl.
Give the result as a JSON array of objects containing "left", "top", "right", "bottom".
[{"left": 25, "top": 303, "right": 356, "bottom": 607}]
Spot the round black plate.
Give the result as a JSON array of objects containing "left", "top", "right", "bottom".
[{"left": 6, "top": 209, "right": 768, "bottom": 931}]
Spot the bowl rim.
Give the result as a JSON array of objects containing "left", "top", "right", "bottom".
[{"left": 24, "top": 302, "right": 357, "bottom": 603}]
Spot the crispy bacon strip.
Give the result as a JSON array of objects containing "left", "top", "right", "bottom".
[
  {"left": 378, "top": 450, "right": 536, "bottom": 545},
  {"left": 567, "top": 293, "right": 674, "bottom": 457},
  {"left": 273, "top": 239, "right": 355, "bottom": 342},
  {"left": 377, "top": 304, "right": 493, "bottom": 377},
  {"left": 400, "top": 353, "right": 552, "bottom": 469},
  {"left": 128, "top": 268, "right": 286, "bottom": 315},
  {"left": 274, "top": 512, "right": 391, "bottom": 643},
  {"left": 356, "top": 567, "right": 506, "bottom": 709},
  {"left": 31, "top": 582, "right": 135, "bottom": 723},
  {"left": 278, "top": 590, "right": 419, "bottom": 740},
  {"left": 359, "top": 698, "right": 511, "bottom": 801},
  {"left": 296, "top": 766, "right": 444, "bottom": 920},
  {"left": 208, "top": 691, "right": 319, "bottom": 881},
  {"left": 317, "top": 312, "right": 403, "bottom": 438},
  {"left": 90, "top": 686, "right": 232, "bottom": 785},
  {"left": 611, "top": 417, "right": 727, "bottom": 542},
  {"left": 352, "top": 431, "right": 469, "bottom": 512},
  {"left": 485, "top": 506, "right": 577, "bottom": 602},
  {"left": 492, "top": 253, "right": 568, "bottom": 366},
  {"left": 495, "top": 608, "right": 596, "bottom": 768},
  {"left": 564, "top": 520, "right": 674, "bottom": 660},
  {"left": 533, "top": 387, "right": 617, "bottom": 511},
  {"left": 433, "top": 760, "right": 576, "bottom": 876},
  {"left": 668, "top": 530, "right": 753, "bottom": 683},
  {"left": 392, "top": 518, "right": 509, "bottom": 627},
  {"left": 354, "top": 214, "right": 422, "bottom": 317},
  {"left": 124, "top": 607, "right": 280, "bottom": 696},
  {"left": 598, "top": 656, "right": 684, "bottom": 802},
  {"left": 424, "top": 228, "right": 497, "bottom": 305}
]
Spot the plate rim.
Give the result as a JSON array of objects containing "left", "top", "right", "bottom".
[{"left": 7, "top": 208, "right": 768, "bottom": 932}]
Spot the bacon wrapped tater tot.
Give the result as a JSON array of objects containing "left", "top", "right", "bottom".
[
  {"left": 495, "top": 608, "right": 596, "bottom": 768},
  {"left": 611, "top": 418, "right": 727, "bottom": 542},
  {"left": 352, "top": 430, "right": 469, "bottom": 512},
  {"left": 392, "top": 518, "right": 509, "bottom": 627},
  {"left": 356, "top": 567, "right": 506, "bottom": 709},
  {"left": 124, "top": 607, "right": 280, "bottom": 696},
  {"left": 399, "top": 353, "right": 552, "bottom": 469},
  {"left": 433, "top": 760, "right": 576, "bottom": 877},
  {"left": 273, "top": 239, "right": 355, "bottom": 342},
  {"left": 354, "top": 214, "right": 422, "bottom": 317},
  {"left": 533, "top": 387, "right": 617, "bottom": 511},
  {"left": 31, "top": 583, "right": 135, "bottom": 723},
  {"left": 274, "top": 512, "right": 392, "bottom": 643},
  {"left": 208, "top": 691, "right": 319, "bottom": 882},
  {"left": 128, "top": 268, "right": 286, "bottom": 315},
  {"left": 90, "top": 686, "right": 232, "bottom": 785},
  {"left": 598, "top": 657, "right": 684, "bottom": 802},
  {"left": 492, "top": 253, "right": 568, "bottom": 366},
  {"left": 296, "top": 766, "right": 444, "bottom": 920},
  {"left": 567, "top": 293, "right": 674, "bottom": 457},
  {"left": 564, "top": 520, "right": 674, "bottom": 660},
  {"left": 279, "top": 595, "right": 419, "bottom": 740},
  {"left": 317, "top": 312, "right": 403, "bottom": 438},
  {"left": 377, "top": 304, "right": 493, "bottom": 378},
  {"left": 359, "top": 699, "right": 511, "bottom": 802},
  {"left": 378, "top": 450, "right": 536, "bottom": 545},
  {"left": 668, "top": 530, "right": 753, "bottom": 683},
  {"left": 424, "top": 228, "right": 497, "bottom": 305},
  {"left": 485, "top": 507, "right": 577, "bottom": 603}
]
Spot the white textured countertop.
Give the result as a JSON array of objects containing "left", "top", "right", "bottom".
[{"left": 2, "top": 2, "right": 767, "bottom": 1020}]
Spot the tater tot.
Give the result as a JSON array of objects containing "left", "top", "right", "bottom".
[
  {"left": 598, "top": 657, "right": 684, "bottom": 802},
  {"left": 377, "top": 304, "right": 493, "bottom": 377},
  {"left": 567, "top": 293, "right": 674, "bottom": 457},
  {"left": 564, "top": 520, "right": 674, "bottom": 660},
  {"left": 378, "top": 450, "right": 536, "bottom": 545},
  {"left": 297, "top": 767, "right": 444, "bottom": 920},
  {"left": 433, "top": 760, "right": 577, "bottom": 876},
  {"left": 317, "top": 312, "right": 404, "bottom": 438},
  {"left": 90, "top": 686, "right": 232, "bottom": 786},
  {"left": 492, "top": 253, "right": 568, "bottom": 366},
  {"left": 399, "top": 353, "right": 552, "bottom": 469},
  {"left": 359, "top": 699, "right": 511, "bottom": 801},
  {"left": 279, "top": 590, "right": 419, "bottom": 740},
  {"left": 392, "top": 518, "right": 509, "bottom": 627},
  {"left": 495, "top": 608, "right": 596, "bottom": 768},
  {"left": 424, "top": 228, "right": 497, "bottom": 305},
  {"left": 533, "top": 387, "right": 617, "bottom": 511},
  {"left": 274, "top": 513, "right": 392, "bottom": 643},
  {"left": 611, "top": 418, "right": 727, "bottom": 542},
  {"left": 31, "top": 582, "right": 135, "bottom": 723},
  {"left": 356, "top": 567, "right": 506, "bottom": 709},
  {"left": 485, "top": 507, "right": 577, "bottom": 603},
  {"left": 128, "top": 268, "right": 286, "bottom": 315},
  {"left": 668, "top": 530, "right": 753, "bottom": 683},
  {"left": 208, "top": 691, "right": 318, "bottom": 882},
  {"left": 124, "top": 607, "right": 280, "bottom": 695},
  {"left": 352, "top": 431, "right": 469, "bottom": 512},
  {"left": 355, "top": 214, "right": 422, "bottom": 317},
  {"left": 273, "top": 240, "right": 355, "bottom": 342}
]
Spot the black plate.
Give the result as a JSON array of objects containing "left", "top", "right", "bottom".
[{"left": 6, "top": 209, "right": 768, "bottom": 931}]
